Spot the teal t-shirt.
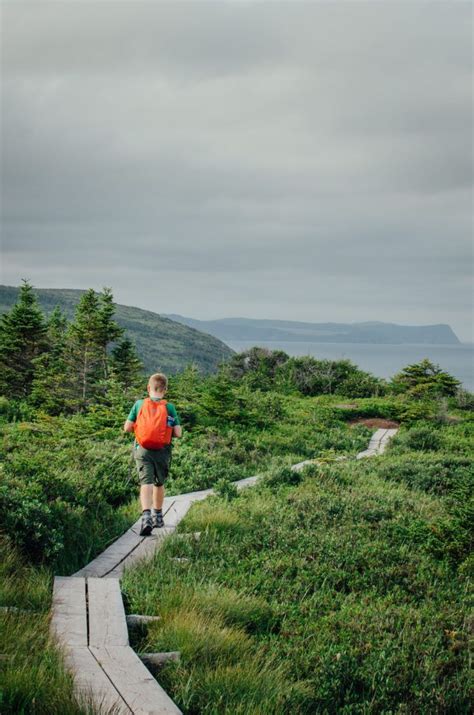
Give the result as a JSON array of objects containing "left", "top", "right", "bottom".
[
  {"left": 127, "top": 398, "right": 181, "bottom": 450},
  {"left": 127, "top": 398, "right": 181, "bottom": 425}
]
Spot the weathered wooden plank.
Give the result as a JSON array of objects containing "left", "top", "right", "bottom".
[
  {"left": 291, "top": 459, "right": 315, "bottom": 472},
  {"left": 88, "top": 578, "right": 129, "bottom": 648},
  {"left": 110, "top": 501, "right": 197, "bottom": 578},
  {"left": 104, "top": 527, "right": 176, "bottom": 578},
  {"left": 51, "top": 577, "right": 87, "bottom": 647},
  {"left": 90, "top": 646, "right": 182, "bottom": 715},
  {"left": 378, "top": 430, "right": 398, "bottom": 453},
  {"left": 356, "top": 449, "right": 379, "bottom": 460},
  {"left": 234, "top": 474, "right": 260, "bottom": 489},
  {"left": 368, "top": 429, "right": 387, "bottom": 448},
  {"left": 357, "top": 428, "right": 398, "bottom": 459},
  {"left": 74, "top": 526, "right": 143, "bottom": 578},
  {"left": 65, "top": 646, "right": 131, "bottom": 714},
  {"left": 75, "top": 501, "right": 178, "bottom": 578},
  {"left": 161, "top": 499, "right": 195, "bottom": 529},
  {"left": 381, "top": 428, "right": 398, "bottom": 441}
]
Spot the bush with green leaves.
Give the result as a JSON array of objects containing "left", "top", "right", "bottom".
[
  {"left": 275, "top": 356, "right": 387, "bottom": 397},
  {"left": 390, "top": 358, "right": 461, "bottom": 398},
  {"left": 376, "top": 453, "right": 473, "bottom": 496},
  {"left": 397, "top": 423, "right": 443, "bottom": 451}
]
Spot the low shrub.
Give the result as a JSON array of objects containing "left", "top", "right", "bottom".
[
  {"left": 263, "top": 465, "right": 303, "bottom": 488},
  {"left": 376, "top": 453, "right": 473, "bottom": 496},
  {"left": 400, "top": 424, "right": 442, "bottom": 451}
]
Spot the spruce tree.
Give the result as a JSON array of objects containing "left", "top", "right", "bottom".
[
  {"left": 65, "top": 288, "right": 123, "bottom": 407},
  {"left": 0, "top": 281, "right": 48, "bottom": 399},
  {"left": 66, "top": 289, "right": 104, "bottom": 405},
  {"left": 110, "top": 338, "right": 143, "bottom": 388},
  {"left": 97, "top": 287, "right": 123, "bottom": 379},
  {"left": 30, "top": 306, "right": 73, "bottom": 413},
  {"left": 391, "top": 358, "right": 461, "bottom": 398}
]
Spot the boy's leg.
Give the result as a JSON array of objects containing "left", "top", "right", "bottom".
[
  {"left": 152, "top": 485, "right": 164, "bottom": 510},
  {"left": 151, "top": 446, "right": 170, "bottom": 529},
  {"left": 135, "top": 447, "right": 154, "bottom": 535},
  {"left": 140, "top": 484, "right": 153, "bottom": 511}
]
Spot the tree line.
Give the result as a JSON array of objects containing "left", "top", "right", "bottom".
[
  {"left": 0, "top": 282, "right": 465, "bottom": 419},
  {"left": 0, "top": 281, "right": 143, "bottom": 414}
]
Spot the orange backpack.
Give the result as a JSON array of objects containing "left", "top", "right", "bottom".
[{"left": 134, "top": 398, "right": 173, "bottom": 450}]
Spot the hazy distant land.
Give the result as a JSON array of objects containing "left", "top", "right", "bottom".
[{"left": 165, "top": 315, "right": 461, "bottom": 345}]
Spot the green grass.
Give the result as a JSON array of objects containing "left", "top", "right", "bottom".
[
  {"left": 122, "top": 419, "right": 473, "bottom": 714},
  {"left": 1, "top": 384, "right": 472, "bottom": 713},
  {"left": 0, "top": 537, "right": 93, "bottom": 715}
]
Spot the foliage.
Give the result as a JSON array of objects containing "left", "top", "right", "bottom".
[
  {"left": 226, "top": 347, "right": 290, "bottom": 390},
  {"left": 398, "top": 423, "right": 442, "bottom": 451},
  {"left": 1, "top": 285, "right": 134, "bottom": 415},
  {"left": 0, "top": 284, "right": 233, "bottom": 374},
  {"left": 65, "top": 288, "right": 123, "bottom": 406},
  {"left": 0, "top": 345, "right": 472, "bottom": 712},
  {"left": 213, "top": 478, "right": 239, "bottom": 501},
  {"left": 30, "top": 307, "right": 72, "bottom": 414},
  {"left": 0, "top": 414, "right": 138, "bottom": 570},
  {"left": 454, "top": 386, "right": 474, "bottom": 410},
  {"left": 222, "top": 350, "right": 388, "bottom": 398},
  {"left": 0, "top": 537, "right": 90, "bottom": 714},
  {"left": 123, "top": 444, "right": 472, "bottom": 713},
  {"left": 390, "top": 358, "right": 461, "bottom": 398},
  {"left": 0, "top": 281, "right": 48, "bottom": 400},
  {"left": 276, "top": 356, "right": 388, "bottom": 397},
  {"left": 110, "top": 337, "right": 143, "bottom": 388}
]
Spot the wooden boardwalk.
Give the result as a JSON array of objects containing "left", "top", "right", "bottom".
[
  {"left": 51, "top": 428, "right": 398, "bottom": 714},
  {"left": 51, "top": 577, "right": 179, "bottom": 714},
  {"left": 355, "top": 428, "right": 398, "bottom": 459}
]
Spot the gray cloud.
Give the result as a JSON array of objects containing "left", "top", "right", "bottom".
[{"left": 1, "top": 1, "right": 472, "bottom": 340}]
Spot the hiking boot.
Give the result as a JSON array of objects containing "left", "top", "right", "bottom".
[
  {"left": 152, "top": 510, "right": 164, "bottom": 529},
  {"left": 140, "top": 512, "right": 153, "bottom": 536}
]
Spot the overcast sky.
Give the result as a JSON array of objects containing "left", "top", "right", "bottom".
[{"left": 1, "top": 1, "right": 472, "bottom": 340}]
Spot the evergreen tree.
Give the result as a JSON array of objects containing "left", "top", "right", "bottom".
[
  {"left": 65, "top": 288, "right": 123, "bottom": 408},
  {"left": 168, "top": 364, "right": 202, "bottom": 427},
  {"left": 200, "top": 373, "right": 245, "bottom": 425},
  {"left": 30, "top": 307, "right": 74, "bottom": 414},
  {"left": 66, "top": 289, "right": 104, "bottom": 405},
  {"left": 0, "top": 281, "right": 48, "bottom": 399},
  {"left": 110, "top": 338, "right": 143, "bottom": 388},
  {"left": 97, "top": 287, "right": 123, "bottom": 379},
  {"left": 391, "top": 358, "right": 461, "bottom": 398}
]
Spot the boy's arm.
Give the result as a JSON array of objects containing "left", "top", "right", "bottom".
[
  {"left": 123, "top": 401, "right": 139, "bottom": 433},
  {"left": 169, "top": 403, "right": 182, "bottom": 438}
]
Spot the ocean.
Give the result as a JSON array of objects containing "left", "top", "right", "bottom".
[{"left": 225, "top": 340, "right": 474, "bottom": 392}]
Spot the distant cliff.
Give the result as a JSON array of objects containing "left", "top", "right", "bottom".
[
  {"left": 165, "top": 316, "right": 461, "bottom": 345},
  {"left": 0, "top": 286, "right": 233, "bottom": 374}
]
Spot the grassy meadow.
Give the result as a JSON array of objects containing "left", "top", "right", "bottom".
[
  {"left": 122, "top": 415, "right": 473, "bottom": 714},
  {"left": 0, "top": 327, "right": 472, "bottom": 713}
]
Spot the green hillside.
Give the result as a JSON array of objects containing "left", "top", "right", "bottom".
[
  {"left": 1, "top": 353, "right": 472, "bottom": 713},
  {"left": 0, "top": 286, "right": 233, "bottom": 374}
]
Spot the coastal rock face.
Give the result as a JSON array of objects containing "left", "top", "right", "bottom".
[
  {"left": 0, "top": 286, "right": 233, "bottom": 374},
  {"left": 165, "top": 316, "right": 461, "bottom": 345}
]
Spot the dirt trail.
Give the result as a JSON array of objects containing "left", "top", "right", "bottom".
[{"left": 349, "top": 417, "right": 400, "bottom": 429}]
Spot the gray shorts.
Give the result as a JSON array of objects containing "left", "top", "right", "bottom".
[{"left": 134, "top": 444, "right": 172, "bottom": 486}]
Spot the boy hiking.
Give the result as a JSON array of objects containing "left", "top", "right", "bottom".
[{"left": 124, "top": 373, "right": 182, "bottom": 536}]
